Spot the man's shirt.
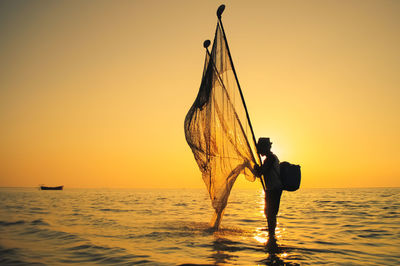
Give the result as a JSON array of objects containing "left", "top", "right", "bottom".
[{"left": 261, "top": 152, "right": 282, "bottom": 190}]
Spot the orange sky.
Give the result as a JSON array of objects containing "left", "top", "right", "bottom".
[{"left": 0, "top": 1, "right": 399, "bottom": 188}]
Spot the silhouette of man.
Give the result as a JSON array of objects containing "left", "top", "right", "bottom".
[{"left": 255, "top": 137, "right": 282, "bottom": 246}]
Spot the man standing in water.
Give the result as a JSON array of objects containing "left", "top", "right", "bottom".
[{"left": 255, "top": 137, "right": 283, "bottom": 248}]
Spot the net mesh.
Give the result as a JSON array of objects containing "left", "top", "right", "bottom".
[{"left": 184, "top": 22, "right": 260, "bottom": 228}]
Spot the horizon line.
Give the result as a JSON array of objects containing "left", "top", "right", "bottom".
[{"left": 0, "top": 186, "right": 399, "bottom": 190}]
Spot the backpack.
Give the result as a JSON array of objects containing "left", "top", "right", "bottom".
[{"left": 279, "top": 161, "right": 301, "bottom": 191}]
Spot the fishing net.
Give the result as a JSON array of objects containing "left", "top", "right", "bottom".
[{"left": 184, "top": 22, "right": 261, "bottom": 228}]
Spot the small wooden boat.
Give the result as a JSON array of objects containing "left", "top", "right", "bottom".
[{"left": 40, "top": 185, "right": 63, "bottom": 190}]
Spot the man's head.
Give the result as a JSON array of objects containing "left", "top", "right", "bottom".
[{"left": 257, "top": 137, "right": 272, "bottom": 156}]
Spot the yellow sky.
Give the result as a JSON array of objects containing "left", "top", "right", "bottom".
[{"left": 0, "top": 0, "right": 399, "bottom": 188}]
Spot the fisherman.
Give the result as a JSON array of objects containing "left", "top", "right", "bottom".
[{"left": 254, "top": 137, "right": 282, "bottom": 247}]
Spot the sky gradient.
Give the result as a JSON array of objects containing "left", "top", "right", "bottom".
[{"left": 1, "top": 0, "right": 399, "bottom": 188}]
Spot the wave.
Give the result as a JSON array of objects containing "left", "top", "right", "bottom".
[
  {"left": 0, "top": 220, "right": 25, "bottom": 226},
  {"left": 0, "top": 245, "right": 46, "bottom": 266},
  {"left": 99, "top": 208, "right": 133, "bottom": 213},
  {"left": 60, "top": 243, "right": 152, "bottom": 265}
]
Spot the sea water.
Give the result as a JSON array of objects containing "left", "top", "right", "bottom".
[{"left": 0, "top": 187, "right": 399, "bottom": 265}]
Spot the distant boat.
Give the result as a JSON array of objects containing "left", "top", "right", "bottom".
[{"left": 40, "top": 185, "right": 63, "bottom": 190}]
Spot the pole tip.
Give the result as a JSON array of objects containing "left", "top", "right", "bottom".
[
  {"left": 203, "top": 40, "right": 211, "bottom": 48},
  {"left": 217, "top": 5, "right": 225, "bottom": 19}
]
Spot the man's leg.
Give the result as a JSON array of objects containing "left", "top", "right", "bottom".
[{"left": 265, "top": 190, "right": 282, "bottom": 238}]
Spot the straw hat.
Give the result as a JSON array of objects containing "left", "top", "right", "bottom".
[{"left": 257, "top": 137, "right": 272, "bottom": 150}]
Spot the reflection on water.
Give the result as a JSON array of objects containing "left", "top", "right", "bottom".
[
  {"left": 0, "top": 187, "right": 399, "bottom": 265},
  {"left": 254, "top": 234, "right": 268, "bottom": 244}
]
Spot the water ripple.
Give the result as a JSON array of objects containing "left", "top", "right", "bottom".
[{"left": 0, "top": 187, "right": 399, "bottom": 265}]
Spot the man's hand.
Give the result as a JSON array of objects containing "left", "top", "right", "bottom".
[{"left": 254, "top": 164, "right": 261, "bottom": 177}]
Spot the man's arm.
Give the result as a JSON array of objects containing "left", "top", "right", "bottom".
[{"left": 253, "top": 164, "right": 262, "bottom": 177}]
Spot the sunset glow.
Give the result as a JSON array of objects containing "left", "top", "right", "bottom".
[{"left": 0, "top": 1, "right": 399, "bottom": 189}]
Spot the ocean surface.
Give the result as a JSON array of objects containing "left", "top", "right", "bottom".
[{"left": 0, "top": 187, "right": 399, "bottom": 265}]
